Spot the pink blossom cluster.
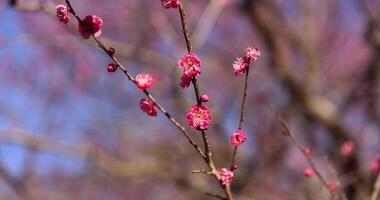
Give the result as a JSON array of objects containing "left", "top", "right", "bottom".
[
  {"left": 161, "top": 0, "right": 180, "bottom": 9},
  {"left": 56, "top": 5, "right": 69, "bottom": 24},
  {"left": 135, "top": 73, "right": 154, "bottom": 90},
  {"left": 218, "top": 168, "right": 234, "bottom": 186},
  {"left": 140, "top": 99, "right": 157, "bottom": 117},
  {"left": 230, "top": 130, "right": 247, "bottom": 146},
  {"left": 186, "top": 105, "right": 211, "bottom": 130},
  {"left": 233, "top": 46, "right": 261, "bottom": 75},
  {"left": 178, "top": 53, "right": 201, "bottom": 88},
  {"left": 78, "top": 15, "right": 103, "bottom": 39}
]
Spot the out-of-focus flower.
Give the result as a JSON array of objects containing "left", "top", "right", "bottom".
[
  {"left": 56, "top": 5, "right": 69, "bottom": 24},
  {"left": 371, "top": 155, "right": 380, "bottom": 174},
  {"left": 340, "top": 141, "right": 355, "bottom": 157},
  {"left": 79, "top": 15, "right": 103, "bottom": 39},
  {"left": 231, "top": 130, "right": 247, "bottom": 146},
  {"left": 135, "top": 73, "right": 154, "bottom": 90},
  {"left": 140, "top": 98, "right": 157, "bottom": 117},
  {"left": 328, "top": 183, "right": 337, "bottom": 192},
  {"left": 304, "top": 168, "right": 314, "bottom": 177},
  {"left": 186, "top": 105, "right": 211, "bottom": 130},
  {"left": 303, "top": 148, "right": 312, "bottom": 157},
  {"left": 218, "top": 168, "right": 234, "bottom": 186}
]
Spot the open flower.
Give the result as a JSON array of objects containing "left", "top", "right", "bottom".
[
  {"left": 232, "top": 57, "right": 249, "bottom": 75},
  {"left": 140, "top": 99, "right": 157, "bottom": 117},
  {"left": 78, "top": 15, "right": 103, "bottom": 39},
  {"left": 135, "top": 73, "right": 154, "bottom": 90},
  {"left": 245, "top": 46, "right": 261, "bottom": 61},
  {"left": 178, "top": 53, "right": 201, "bottom": 88},
  {"left": 56, "top": 4, "right": 69, "bottom": 24},
  {"left": 186, "top": 105, "right": 211, "bottom": 130},
  {"left": 231, "top": 130, "right": 247, "bottom": 146}
]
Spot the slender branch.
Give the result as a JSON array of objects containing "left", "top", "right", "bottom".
[
  {"left": 230, "top": 62, "right": 251, "bottom": 166},
  {"left": 230, "top": 146, "right": 238, "bottom": 165},
  {"left": 178, "top": 3, "right": 192, "bottom": 52},
  {"left": 205, "top": 192, "right": 228, "bottom": 200},
  {"left": 274, "top": 110, "right": 344, "bottom": 200},
  {"left": 178, "top": 3, "right": 213, "bottom": 163},
  {"left": 238, "top": 67, "right": 250, "bottom": 129},
  {"left": 64, "top": 0, "right": 206, "bottom": 159},
  {"left": 177, "top": 2, "right": 233, "bottom": 200}
]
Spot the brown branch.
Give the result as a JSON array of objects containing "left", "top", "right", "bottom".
[
  {"left": 274, "top": 110, "right": 344, "bottom": 200},
  {"left": 177, "top": 2, "right": 233, "bottom": 199},
  {"left": 9, "top": 0, "right": 173, "bottom": 68},
  {"left": 64, "top": 0, "right": 206, "bottom": 160}
]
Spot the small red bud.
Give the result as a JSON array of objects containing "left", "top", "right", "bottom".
[
  {"left": 303, "top": 148, "right": 312, "bottom": 157},
  {"left": 304, "top": 168, "right": 314, "bottom": 177},
  {"left": 282, "top": 130, "right": 290, "bottom": 136},
  {"left": 230, "top": 163, "right": 239, "bottom": 171},
  {"left": 328, "top": 183, "right": 337, "bottom": 192},
  {"left": 107, "top": 47, "right": 115, "bottom": 56},
  {"left": 200, "top": 94, "right": 209, "bottom": 102},
  {"left": 107, "top": 63, "right": 117, "bottom": 72}
]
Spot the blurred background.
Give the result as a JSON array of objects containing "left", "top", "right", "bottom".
[{"left": 0, "top": 0, "right": 379, "bottom": 199}]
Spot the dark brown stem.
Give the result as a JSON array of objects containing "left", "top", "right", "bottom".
[
  {"left": 178, "top": 3, "right": 192, "bottom": 52},
  {"left": 64, "top": 0, "right": 206, "bottom": 160},
  {"left": 230, "top": 146, "right": 238, "bottom": 165},
  {"left": 239, "top": 67, "right": 250, "bottom": 129}
]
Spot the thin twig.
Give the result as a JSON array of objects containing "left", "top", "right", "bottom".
[
  {"left": 274, "top": 109, "right": 344, "bottom": 200},
  {"left": 205, "top": 192, "right": 228, "bottom": 200},
  {"left": 64, "top": 0, "right": 206, "bottom": 159},
  {"left": 230, "top": 65, "right": 251, "bottom": 166},
  {"left": 238, "top": 67, "right": 250, "bottom": 130}
]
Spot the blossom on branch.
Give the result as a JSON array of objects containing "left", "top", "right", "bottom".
[
  {"left": 186, "top": 105, "right": 211, "bottom": 130},
  {"left": 230, "top": 130, "right": 247, "bottom": 146},
  {"left": 245, "top": 46, "right": 261, "bottom": 61},
  {"left": 161, "top": 0, "right": 180, "bottom": 9},
  {"left": 233, "top": 46, "right": 261, "bottom": 75},
  {"left": 56, "top": 5, "right": 69, "bottom": 24},
  {"left": 178, "top": 53, "right": 201, "bottom": 88},
  {"left": 140, "top": 99, "right": 157, "bottom": 117},
  {"left": 232, "top": 57, "right": 249, "bottom": 75},
  {"left": 79, "top": 15, "right": 103, "bottom": 39},
  {"left": 135, "top": 73, "right": 154, "bottom": 90},
  {"left": 218, "top": 168, "right": 234, "bottom": 186}
]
